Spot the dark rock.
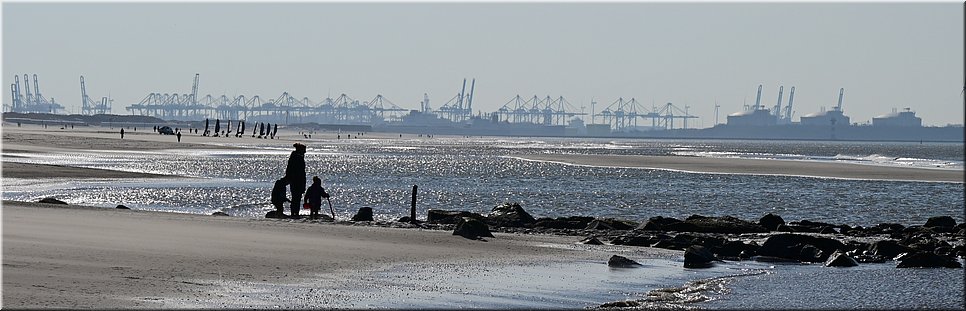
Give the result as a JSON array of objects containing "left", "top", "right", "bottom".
[
  {"left": 38, "top": 197, "right": 68, "bottom": 205},
  {"left": 634, "top": 216, "right": 683, "bottom": 231},
  {"left": 680, "top": 216, "right": 768, "bottom": 234},
  {"left": 533, "top": 216, "right": 594, "bottom": 229},
  {"left": 351, "top": 207, "right": 374, "bottom": 221},
  {"left": 265, "top": 210, "right": 286, "bottom": 219},
  {"left": 651, "top": 239, "right": 684, "bottom": 250},
  {"left": 794, "top": 220, "right": 838, "bottom": 230},
  {"left": 453, "top": 217, "right": 494, "bottom": 240},
  {"left": 485, "top": 203, "right": 536, "bottom": 228},
  {"left": 819, "top": 226, "right": 838, "bottom": 234},
  {"left": 775, "top": 224, "right": 796, "bottom": 232},
  {"left": 610, "top": 235, "right": 655, "bottom": 247},
  {"left": 115, "top": 205, "right": 130, "bottom": 209},
  {"left": 211, "top": 211, "right": 229, "bottom": 216},
  {"left": 757, "top": 234, "right": 846, "bottom": 261},
  {"left": 924, "top": 216, "right": 956, "bottom": 229},
  {"left": 580, "top": 236, "right": 604, "bottom": 245},
  {"left": 600, "top": 300, "right": 641, "bottom": 308},
  {"left": 871, "top": 240, "right": 915, "bottom": 258},
  {"left": 799, "top": 245, "right": 823, "bottom": 262},
  {"left": 607, "top": 255, "right": 642, "bottom": 268},
  {"left": 825, "top": 251, "right": 859, "bottom": 267},
  {"left": 684, "top": 245, "right": 717, "bottom": 268},
  {"left": 759, "top": 213, "right": 785, "bottom": 231},
  {"left": 585, "top": 218, "right": 637, "bottom": 231},
  {"left": 714, "top": 240, "right": 749, "bottom": 258},
  {"left": 427, "top": 209, "right": 484, "bottom": 224},
  {"left": 896, "top": 252, "right": 962, "bottom": 268}
]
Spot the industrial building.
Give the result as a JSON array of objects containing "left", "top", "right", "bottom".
[
  {"left": 873, "top": 108, "right": 922, "bottom": 127},
  {"left": 800, "top": 88, "right": 850, "bottom": 126}
]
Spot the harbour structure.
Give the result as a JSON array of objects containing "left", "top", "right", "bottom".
[
  {"left": 79, "top": 76, "right": 112, "bottom": 115},
  {"left": 800, "top": 88, "right": 850, "bottom": 126},
  {"left": 7, "top": 74, "right": 65, "bottom": 114},
  {"left": 435, "top": 78, "right": 475, "bottom": 123},
  {"left": 727, "top": 84, "right": 777, "bottom": 126},
  {"left": 124, "top": 74, "right": 408, "bottom": 124},
  {"left": 873, "top": 108, "right": 922, "bottom": 127},
  {"left": 493, "top": 94, "right": 586, "bottom": 127},
  {"left": 589, "top": 97, "right": 697, "bottom": 132}
]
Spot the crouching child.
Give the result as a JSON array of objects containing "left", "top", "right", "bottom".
[{"left": 271, "top": 178, "right": 290, "bottom": 218}]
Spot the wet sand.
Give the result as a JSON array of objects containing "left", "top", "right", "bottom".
[
  {"left": 1, "top": 201, "right": 650, "bottom": 308},
  {"left": 517, "top": 153, "right": 964, "bottom": 183}
]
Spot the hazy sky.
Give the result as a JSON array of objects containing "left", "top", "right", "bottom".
[{"left": 3, "top": 2, "right": 963, "bottom": 127}]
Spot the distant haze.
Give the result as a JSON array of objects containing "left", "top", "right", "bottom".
[{"left": 3, "top": 2, "right": 963, "bottom": 127}]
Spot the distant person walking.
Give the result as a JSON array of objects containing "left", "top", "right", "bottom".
[
  {"left": 285, "top": 143, "right": 307, "bottom": 218},
  {"left": 177, "top": 131, "right": 182, "bottom": 142},
  {"left": 272, "top": 124, "right": 278, "bottom": 139},
  {"left": 120, "top": 128, "right": 124, "bottom": 139},
  {"left": 304, "top": 176, "right": 330, "bottom": 219},
  {"left": 271, "top": 178, "right": 290, "bottom": 218}
]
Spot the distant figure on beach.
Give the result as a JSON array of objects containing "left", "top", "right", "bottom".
[
  {"left": 272, "top": 124, "right": 278, "bottom": 139},
  {"left": 120, "top": 128, "right": 124, "bottom": 139},
  {"left": 259, "top": 123, "right": 266, "bottom": 138},
  {"left": 214, "top": 119, "right": 221, "bottom": 137},
  {"left": 285, "top": 143, "right": 307, "bottom": 218},
  {"left": 177, "top": 131, "right": 181, "bottom": 142},
  {"left": 204, "top": 118, "right": 210, "bottom": 136},
  {"left": 304, "top": 176, "right": 330, "bottom": 219},
  {"left": 271, "top": 178, "right": 290, "bottom": 217}
]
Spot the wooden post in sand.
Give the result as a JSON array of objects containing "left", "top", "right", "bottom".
[{"left": 410, "top": 185, "right": 418, "bottom": 223}]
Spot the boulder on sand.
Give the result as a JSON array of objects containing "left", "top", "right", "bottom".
[
  {"left": 426, "top": 209, "right": 485, "bottom": 224},
  {"left": 759, "top": 213, "right": 785, "bottom": 231},
  {"left": 870, "top": 240, "right": 914, "bottom": 258},
  {"left": 924, "top": 216, "right": 956, "bottom": 229},
  {"left": 684, "top": 245, "right": 717, "bottom": 268},
  {"left": 896, "top": 251, "right": 962, "bottom": 268},
  {"left": 115, "top": 205, "right": 130, "bottom": 209},
  {"left": 38, "top": 197, "right": 68, "bottom": 205},
  {"left": 533, "top": 216, "right": 594, "bottom": 229},
  {"left": 486, "top": 203, "right": 536, "bottom": 228},
  {"left": 682, "top": 215, "right": 768, "bottom": 234},
  {"left": 211, "top": 211, "right": 230, "bottom": 216},
  {"left": 585, "top": 218, "right": 637, "bottom": 231},
  {"left": 757, "top": 234, "right": 846, "bottom": 261},
  {"left": 453, "top": 217, "right": 494, "bottom": 240},
  {"left": 607, "top": 255, "right": 642, "bottom": 268},
  {"left": 825, "top": 251, "right": 859, "bottom": 267},
  {"left": 351, "top": 207, "right": 374, "bottom": 221}
]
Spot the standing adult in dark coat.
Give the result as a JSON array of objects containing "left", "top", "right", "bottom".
[{"left": 285, "top": 143, "right": 307, "bottom": 218}]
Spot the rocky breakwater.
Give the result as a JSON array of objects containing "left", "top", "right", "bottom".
[{"left": 423, "top": 205, "right": 964, "bottom": 270}]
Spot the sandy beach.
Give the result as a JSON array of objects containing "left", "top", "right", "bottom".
[
  {"left": 516, "top": 153, "right": 964, "bottom": 183},
  {"left": 3, "top": 200, "right": 633, "bottom": 308}
]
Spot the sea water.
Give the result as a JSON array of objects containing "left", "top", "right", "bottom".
[
  {"left": 3, "top": 137, "right": 962, "bottom": 226},
  {"left": 3, "top": 137, "right": 963, "bottom": 308}
]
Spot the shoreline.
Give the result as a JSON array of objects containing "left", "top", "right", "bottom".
[{"left": 514, "top": 153, "right": 964, "bottom": 183}]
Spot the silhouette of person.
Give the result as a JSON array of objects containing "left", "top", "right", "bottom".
[
  {"left": 271, "top": 178, "right": 290, "bottom": 218},
  {"left": 177, "top": 131, "right": 181, "bottom": 142},
  {"left": 304, "top": 176, "right": 330, "bottom": 219},
  {"left": 120, "top": 128, "right": 124, "bottom": 139},
  {"left": 214, "top": 119, "right": 221, "bottom": 137},
  {"left": 204, "top": 118, "right": 210, "bottom": 136},
  {"left": 285, "top": 143, "right": 307, "bottom": 218}
]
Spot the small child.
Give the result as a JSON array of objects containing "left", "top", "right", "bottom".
[
  {"left": 304, "top": 176, "right": 330, "bottom": 219},
  {"left": 270, "top": 178, "right": 290, "bottom": 217}
]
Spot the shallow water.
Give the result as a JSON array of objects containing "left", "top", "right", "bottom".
[{"left": 3, "top": 137, "right": 963, "bottom": 226}]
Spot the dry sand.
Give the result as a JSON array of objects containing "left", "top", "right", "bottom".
[{"left": 516, "top": 153, "right": 964, "bottom": 183}]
